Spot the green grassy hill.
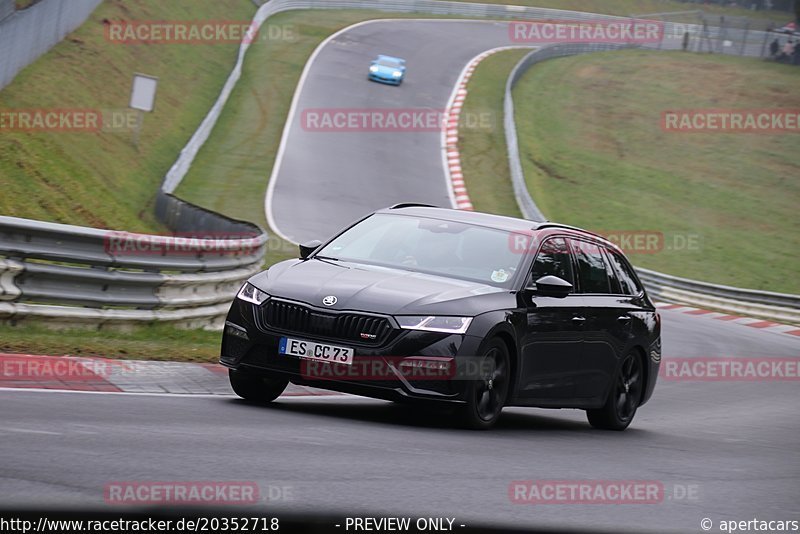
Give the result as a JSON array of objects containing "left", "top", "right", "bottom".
[
  {"left": 461, "top": 50, "right": 800, "bottom": 293},
  {"left": 0, "top": 0, "right": 255, "bottom": 231}
]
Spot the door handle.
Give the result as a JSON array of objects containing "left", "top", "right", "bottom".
[
  {"left": 617, "top": 315, "right": 632, "bottom": 323},
  {"left": 571, "top": 316, "right": 586, "bottom": 325}
]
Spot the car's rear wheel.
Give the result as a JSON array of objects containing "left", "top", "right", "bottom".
[
  {"left": 459, "top": 339, "right": 510, "bottom": 430},
  {"left": 587, "top": 351, "right": 643, "bottom": 430},
  {"left": 229, "top": 369, "right": 288, "bottom": 403}
]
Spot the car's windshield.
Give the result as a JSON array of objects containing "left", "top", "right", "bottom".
[
  {"left": 376, "top": 59, "right": 401, "bottom": 68},
  {"left": 317, "top": 213, "right": 524, "bottom": 287}
]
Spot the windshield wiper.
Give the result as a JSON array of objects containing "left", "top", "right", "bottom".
[{"left": 314, "top": 255, "right": 340, "bottom": 262}]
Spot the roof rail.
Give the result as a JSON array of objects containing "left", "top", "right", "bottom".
[
  {"left": 388, "top": 203, "right": 438, "bottom": 210},
  {"left": 537, "top": 222, "right": 609, "bottom": 242}
]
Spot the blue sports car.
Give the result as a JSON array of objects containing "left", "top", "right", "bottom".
[{"left": 368, "top": 55, "right": 406, "bottom": 85}]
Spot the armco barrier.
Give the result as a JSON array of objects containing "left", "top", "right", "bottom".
[
  {"left": 637, "top": 268, "right": 800, "bottom": 325},
  {"left": 503, "top": 44, "right": 800, "bottom": 323},
  {"left": 0, "top": 201, "right": 267, "bottom": 329}
]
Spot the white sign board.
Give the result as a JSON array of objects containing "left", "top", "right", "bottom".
[{"left": 129, "top": 73, "right": 158, "bottom": 112}]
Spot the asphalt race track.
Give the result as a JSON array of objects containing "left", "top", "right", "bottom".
[
  {"left": 2, "top": 18, "right": 797, "bottom": 534},
  {"left": 266, "top": 20, "right": 765, "bottom": 245},
  {"left": 267, "top": 20, "right": 524, "bottom": 244},
  {"left": 2, "top": 310, "right": 798, "bottom": 533}
]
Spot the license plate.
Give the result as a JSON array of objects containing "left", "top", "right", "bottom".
[{"left": 278, "top": 337, "right": 354, "bottom": 366}]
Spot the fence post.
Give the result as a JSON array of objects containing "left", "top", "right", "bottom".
[
  {"left": 760, "top": 27, "right": 771, "bottom": 58},
  {"left": 740, "top": 19, "right": 749, "bottom": 56}
]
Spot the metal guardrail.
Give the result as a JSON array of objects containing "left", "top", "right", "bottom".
[
  {"left": 638, "top": 268, "right": 800, "bottom": 324},
  {"left": 0, "top": 196, "right": 267, "bottom": 329},
  {"left": 503, "top": 44, "right": 800, "bottom": 323}
]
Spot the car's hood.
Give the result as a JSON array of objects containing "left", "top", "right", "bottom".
[
  {"left": 250, "top": 259, "right": 512, "bottom": 316},
  {"left": 371, "top": 64, "right": 402, "bottom": 76}
]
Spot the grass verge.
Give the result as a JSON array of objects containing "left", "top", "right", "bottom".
[
  {"left": 176, "top": 9, "right": 487, "bottom": 267},
  {"left": 0, "top": 0, "right": 255, "bottom": 231},
  {"left": 455, "top": 0, "right": 787, "bottom": 24},
  {"left": 0, "top": 323, "right": 220, "bottom": 362},
  {"left": 459, "top": 49, "right": 529, "bottom": 218},
  {"left": 461, "top": 49, "right": 799, "bottom": 293},
  {"left": 174, "top": 10, "right": 401, "bottom": 266}
]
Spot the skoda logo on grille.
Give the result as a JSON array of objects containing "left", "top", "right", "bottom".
[{"left": 322, "top": 295, "right": 337, "bottom": 306}]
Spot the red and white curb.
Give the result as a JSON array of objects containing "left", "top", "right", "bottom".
[
  {"left": 0, "top": 353, "right": 343, "bottom": 396},
  {"left": 655, "top": 303, "right": 800, "bottom": 338},
  {"left": 443, "top": 46, "right": 533, "bottom": 211}
]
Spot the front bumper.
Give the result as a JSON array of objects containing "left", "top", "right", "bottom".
[
  {"left": 221, "top": 299, "right": 481, "bottom": 404},
  {"left": 368, "top": 72, "right": 402, "bottom": 85}
]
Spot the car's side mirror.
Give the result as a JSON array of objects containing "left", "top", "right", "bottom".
[
  {"left": 299, "top": 240, "right": 322, "bottom": 260},
  {"left": 529, "top": 275, "right": 573, "bottom": 298}
]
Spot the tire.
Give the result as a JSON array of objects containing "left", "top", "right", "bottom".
[
  {"left": 587, "top": 351, "right": 644, "bottom": 431},
  {"left": 229, "top": 369, "right": 288, "bottom": 403},
  {"left": 459, "top": 338, "right": 511, "bottom": 430}
]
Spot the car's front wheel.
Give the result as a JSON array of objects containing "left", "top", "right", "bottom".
[
  {"left": 587, "top": 351, "right": 643, "bottom": 430},
  {"left": 229, "top": 369, "right": 288, "bottom": 403},
  {"left": 459, "top": 338, "right": 510, "bottom": 430}
]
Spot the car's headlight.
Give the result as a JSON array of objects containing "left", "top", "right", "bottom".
[
  {"left": 237, "top": 282, "right": 269, "bottom": 305},
  {"left": 395, "top": 316, "right": 472, "bottom": 334},
  {"left": 392, "top": 71, "right": 402, "bottom": 77},
  {"left": 369, "top": 65, "right": 378, "bottom": 72}
]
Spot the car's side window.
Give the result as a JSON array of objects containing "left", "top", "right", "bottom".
[
  {"left": 570, "top": 239, "right": 612, "bottom": 294},
  {"left": 607, "top": 249, "right": 643, "bottom": 296},
  {"left": 600, "top": 247, "right": 623, "bottom": 294},
  {"left": 530, "top": 237, "right": 574, "bottom": 287}
]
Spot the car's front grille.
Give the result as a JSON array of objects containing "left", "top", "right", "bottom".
[{"left": 254, "top": 299, "right": 393, "bottom": 345}]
